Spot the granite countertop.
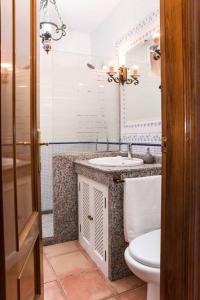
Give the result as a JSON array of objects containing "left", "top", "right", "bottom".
[{"left": 75, "top": 158, "right": 162, "bottom": 175}]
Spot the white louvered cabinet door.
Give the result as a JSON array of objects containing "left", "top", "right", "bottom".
[
  {"left": 78, "top": 176, "right": 92, "bottom": 253},
  {"left": 78, "top": 175, "right": 108, "bottom": 277},
  {"left": 91, "top": 182, "right": 108, "bottom": 276}
]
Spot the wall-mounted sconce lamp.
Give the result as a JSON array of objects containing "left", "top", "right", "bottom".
[
  {"left": 107, "top": 63, "right": 140, "bottom": 85},
  {"left": 1, "top": 63, "right": 12, "bottom": 84},
  {"left": 150, "top": 32, "right": 161, "bottom": 60},
  {"left": 40, "top": 0, "right": 67, "bottom": 54}
]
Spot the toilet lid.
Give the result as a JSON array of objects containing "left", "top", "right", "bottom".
[{"left": 129, "top": 229, "right": 160, "bottom": 269}]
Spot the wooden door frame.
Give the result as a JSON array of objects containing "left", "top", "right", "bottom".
[
  {"left": 0, "top": 0, "right": 42, "bottom": 299},
  {"left": 0, "top": 1, "right": 9, "bottom": 298},
  {"left": 1, "top": 0, "right": 200, "bottom": 299},
  {"left": 161, "top": 0, "right": 200, "bottom": 299}
]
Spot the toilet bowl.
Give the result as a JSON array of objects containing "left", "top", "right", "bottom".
[{"left": 124, "top": 229, "right": 160, "bottom": 300}]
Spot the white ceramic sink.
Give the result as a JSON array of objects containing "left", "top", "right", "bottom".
[{"left": 88, "top": 156, "right": 144, "bottom": 167}]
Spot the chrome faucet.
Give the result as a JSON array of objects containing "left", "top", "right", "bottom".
[
  {"left": 106, "top": 137, "right": 109, "bottom": 152},
  {"left": 127, "top": 143, "right": 133, "bottom": 159}
]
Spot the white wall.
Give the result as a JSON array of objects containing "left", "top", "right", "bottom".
[
  {"left": 51, "top": 31, "right": 92, "bottom": 55},
  {"left": 40, "top": 30, "right": 119, "bottom": 143},
  {"left": 40, "top": 0, "right": 160, "bottom": 211},
  {"left": 91, "top": 0, "right": 159, "bottom": 61},
  {"left": 90, "top": 0, "right": 161, "bottom": 155},
  {"left": 40, "top": 29, "right": 119, "bottom": 212},
  {"left": 40, "top": 30, "right": 91, "bottom": 142},
  {"left": 40, "top": 0, "right": 160, "bottom": 145},
  {"left": 51, "top": 51, "right": 119, "bottom": 143}
]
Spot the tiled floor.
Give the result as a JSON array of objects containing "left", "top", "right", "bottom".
[{"left": 43, "top": 241, "right": 147, "bottom": 300}]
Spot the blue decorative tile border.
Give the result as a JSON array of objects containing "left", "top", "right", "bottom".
[{"left": 115, "top": 8, "right": 160, "bottom": 65}]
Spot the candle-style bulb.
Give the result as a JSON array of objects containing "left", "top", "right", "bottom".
[
  {"left": 132, "top": 65, "right": 139, "bottom": 76},
  {"left": 153, "top": 32, "right": 160, "bottom": 45},
  {"left": 108, "top": 61, "right": 116, "bottom": 73}
]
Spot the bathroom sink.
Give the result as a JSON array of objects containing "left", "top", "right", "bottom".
[{"left": 88, "top": 156, "right": 144, "bottom": 167}]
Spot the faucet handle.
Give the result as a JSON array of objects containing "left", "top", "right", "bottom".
[{"left": 127, "top": 143, "right": 133, "bottom": 158}]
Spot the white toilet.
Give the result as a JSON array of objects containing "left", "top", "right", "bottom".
[
  {"left": 125, "top": 229, "right": 160, "bottom": 300},
  {"left": 123, "top": 176, "right": 161, "bottom": 300}
]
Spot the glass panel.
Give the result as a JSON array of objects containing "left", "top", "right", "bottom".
[
  {"left": 51, "top": 51, "right": 120, "bottom": 146},
  {"left": 1, "top": 0, "right": 18, "bottom": 298},
  {"left": 15, "top": 0, "right": 33, "bottom": 233},
  {"left": 40, "top": 50, "right": 120, "bottom": 238}
]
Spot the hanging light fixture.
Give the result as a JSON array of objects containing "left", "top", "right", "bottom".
[{"left": 40, "top": 0, "right": 67, "bottom": 54}]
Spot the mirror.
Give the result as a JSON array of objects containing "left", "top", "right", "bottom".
[{"left": 123, "top": 39, "right": 161, "bottom": 124}]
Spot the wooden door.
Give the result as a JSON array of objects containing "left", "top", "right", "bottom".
[
  {"left": 161, "top": 0, "right": 200, "bottom": 299},
  {"left": 0, "top": 0, "right": 43, "bottom": 299}
]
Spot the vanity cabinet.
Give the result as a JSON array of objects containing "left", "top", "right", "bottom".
[{"left": 78, "top": 175, "right": 108, "bottom": 277}]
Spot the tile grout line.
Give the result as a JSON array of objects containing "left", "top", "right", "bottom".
[
  {"left": 43, "top": 254, "right": 69, "bottom": 300},
  {"left": 46, "top": 256, "right": 144, "bottom": 297},
  {"left": 44, "top": 251, "right": 100, "bottom": 287},
  {"left": 97, "top": 269, "right": 147, "bottom": 298},
  {"left": 96, "top": 270, "right": 119, "bottom": 298},
  {"left": 43, "top": 254, "right": 58, "bottom": 279},
  {"left": 43, "top": 243, "right": 146, "bottom": 300},
  {"left": 43, "top": 241, "right": 86, "bottom": 260},
  {"left": 56, "top": 278, "right": 69, "bottom": 300},
  {"left": 44, "top": 248, "right": 80, "bottom": 260},
  {"left": 44, "top": 279, "right": 68, "bottom": 300},
  {"left": 116, "top": 284, "right": 147, "bottom": 297},
  {"left": 43, "top": 278, "right": 56, "bottom": 285}
]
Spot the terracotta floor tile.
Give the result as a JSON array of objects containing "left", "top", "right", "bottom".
[
  {"left": 49, "top": 251, "right": 97, "bottom": 277},
  {"left": 119, "top": 286, "right": 147, "bottom": 300},
  {"left": 44, "top": 281, "right": 66, "bottom": 300},
  {"left": 44, "top": 241, "right": 80, "bottom": 258},
  {"left": 79, "top": 247, "right": 98, "bottom": 264},
  {"left": 61, "top": 270, "right": 114, "bottom": 300},
  {"left": 43, "top": 257, "right": 56, "bottom": 284},
  {"left": 109, "top": 275, "right": 144, "bottom": 294}
]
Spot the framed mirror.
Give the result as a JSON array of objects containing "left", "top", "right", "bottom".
[
  {"left": 125, "top": 40, "right": 161, "bottom": 123},
  {"left": 115, "top": 9, "right": 161, "bottom": 146}
]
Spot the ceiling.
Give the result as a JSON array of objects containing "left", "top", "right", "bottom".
[{"left": 52, "top": 0, "right": 122, "bottom": 33}]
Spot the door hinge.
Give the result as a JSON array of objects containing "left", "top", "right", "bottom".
[
  {"left": 105, "top": 250, "right": 107, "bottom": 262},
  {"left": 38, "top": 162, "right": 41, "bottom": 173},
  {"left": 79, "top": 182, "right": 81, "bottom": 191},
  {"left": 80, "top": 224, "right": 81, "bottom": 232},
  {"left": 161, "top": 136, "right": 167, "bottom": 153},
  {"left": 105, "top": 197, "right": 107, "bottom": 209}
]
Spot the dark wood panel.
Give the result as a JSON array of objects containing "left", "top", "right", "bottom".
[
  {"left": 18, "top": 249, "right": 35, "bottom": 300},
  {"left": 15, "top": 0, "right": 33, "bottom": 235},
  {"left": 0, "top": 0, "right": 43, "bottom": 299},
  {"left": 161, "top": 0, "right": 200, "bottom": 299},
  {"left": 183, "top": 0, "right": 200, "bottom": 297},
  {"left": 0, "top": 0, "right": 17, "bottom": 298}
]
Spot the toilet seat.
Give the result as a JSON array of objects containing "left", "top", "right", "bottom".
[{"left": 129, "top": 229, "right": 160, "bottom": 269}]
